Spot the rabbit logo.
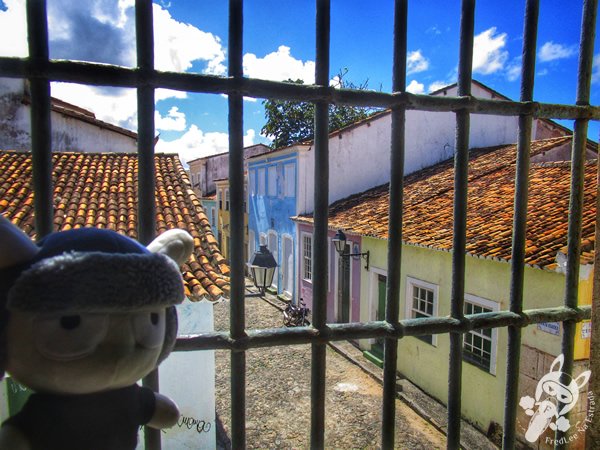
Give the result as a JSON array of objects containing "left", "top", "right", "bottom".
[{"left": 519, "top": 354, "right": 591, "bottom": 443}]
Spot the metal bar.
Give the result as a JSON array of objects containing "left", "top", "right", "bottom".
[
  {"left": 174, "top": 306, "right": 591, "bottom": 351},
  {"left": 2, "top": 58, "right": 599, "bottom": 120},
  {"left": 381, "top": 1, "right": 407, "bottom": 448},
  {"left": 310, "top": 1, "right": 330, "bottom": 448},
  {"left": 556, "top": 1, "right": 596, "bottom": 448},
  {"left": 135, "top": 2, "right": 159, "bottom": 449},
  {"left": 447, "top": 1, "right": 475, "bottom": 448},
  {"left": 587, "top": 139, "right": 600, "bottom": 448},
  {"left": 26, "top": 0, "right": 53, "bottom": 239},
  {"left": 228, "top": 0, "right": 247, "bottom": 448},
  {"left": 502, "top": 1, "right": 539, "bottom": 448}
]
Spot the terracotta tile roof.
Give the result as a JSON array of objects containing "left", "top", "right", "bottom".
[
  {"left": 296, "top": 136, "right": 597, "bottom": 270},
  {"left": 0, "top": 150, "right": 230, "bottom": 300}
]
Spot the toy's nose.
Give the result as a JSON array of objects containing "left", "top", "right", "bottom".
[{"left": 101, "top": 315, "right": 137, "bottom": 354}]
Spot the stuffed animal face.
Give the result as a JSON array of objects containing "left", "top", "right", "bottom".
[
  {"left": 0, "top": 217, "right": 194, "bottom": 395},
  {"left": 6, "top": 308, "right": 167, "bottom": 394}
]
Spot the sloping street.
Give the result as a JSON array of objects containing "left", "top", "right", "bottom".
[{"left": 214, "top": 295, "right": 446, "bottom": 449}]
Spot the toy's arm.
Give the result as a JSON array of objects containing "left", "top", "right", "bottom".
[
  {"left": 0, "top": 424, "right": 30, "bottom": 450},
  {"left": 146, "top": 393, "right": 180, "bottom": 429}
]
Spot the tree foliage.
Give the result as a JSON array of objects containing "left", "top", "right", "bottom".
[{"left": 261, "top": 72, "right": 379, "bottom": 149}]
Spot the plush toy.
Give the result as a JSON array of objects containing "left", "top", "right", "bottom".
[{"left": 0, "top": 215, "right": 193, "bottom": 450}]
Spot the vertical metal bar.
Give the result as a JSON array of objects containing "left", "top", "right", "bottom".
[
  {"left": 557, "top": 2, "right": 597, "bottom": 447},
  {"left": 381, "top": 1, "right": 407, "bottom": 448},
  {"left": 502, "top": 1, "right": 539, "bottom": 448},
  {"left": 311, "top": 0, "right": 330, "bottom": 448},
  {"left": 447, "top": 1, "right": 475, "bottom": 448},
  {"left": 26, "top": 0, "right": 53, "bottom": 239},
  {"left": 228, "top": 0, "right": 247, "bottom": 448},
  {"left": 136, "top": 0, "right": 156, "bottom": 247},
  {"left": 587, "top": 135, "right": 600, "bottom": 449},
  {"left": 135, "top": 2, "right": 159, "bottom": 449}
]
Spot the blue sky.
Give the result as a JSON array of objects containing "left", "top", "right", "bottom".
[{"left": 0, "top": 0, "right": 598, "bottom": 163}]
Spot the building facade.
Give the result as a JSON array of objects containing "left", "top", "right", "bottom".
[
  {"left": 0, "top": 79, "right": 138, "bottom": 153},
  {"left": 247, "top": 146, "right": 306, "bottom": 297},
  {"left": 294, "top": 137, "right": 595, "bottom": 446}
]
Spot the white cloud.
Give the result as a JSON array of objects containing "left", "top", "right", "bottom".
[
  {"left": 592, "top": 54, "right": 600, "bottom": 84},
  {"left": 243, "top": 45, "right": 315, "bottom": 83},
  {"left": 428, "top": 81, "right": 450, "bottom": 93},
  {"left": 0, "top": 0, "right": 27, "bottom": 57},
  {"left": 0, "top": 1, "right": 227, "bottom": 130},
  {"left": 472, "top": 27, "right": 508, "bottom": 74},
  {"left": 153, "top": 4, "right": 226, "bottom": 74},
  {"left": 407, "top": 50, "right": 429, "bottom": 75},
  {"left": 538, "top": 41, "right": 577, "bottom": 63},
  {"left": 426, "top": 26, "right": 442, "bottom": 36},
  {"left": 155, "top": 106, "right": 186, "bottom": 131},
  {"left": 406, "top": 80, "right": 425, "bottom": 94},
  {"left": 506, "top": 58, "right": 521, "bottom": 82},
  {"left": 156, "top": 125, "right": 256, "bottom": 164},
  {"left": 51, "top": 83, "right": 139, "bottom": 129}
]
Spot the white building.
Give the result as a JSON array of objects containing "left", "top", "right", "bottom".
[{"left": 0, "top": 78, "right": 138, "bottom": 153}]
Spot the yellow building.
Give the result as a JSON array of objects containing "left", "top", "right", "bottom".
[
  {"left": 295, "top": 137, "right": 596, "bottom": 447},
  {"left": 215, "top": 178, "right": 249, "bottom": 264}
]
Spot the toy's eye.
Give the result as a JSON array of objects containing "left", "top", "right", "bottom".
[
  {"left": 60, "top": 315, "right": 81, "bottom": 330},
  {"left": 34, "top": 314, "right": 109, "bottom": 361},
  {"left": 132, "top": 309, "right": 165, "bottom": 349}
]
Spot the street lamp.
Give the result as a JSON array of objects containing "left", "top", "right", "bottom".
[
  {"left": 248, "top": 244, "right": 277, "bottom": 296},
  {"left": 332, "top": 229, "right": 370, "bottom": 270}
]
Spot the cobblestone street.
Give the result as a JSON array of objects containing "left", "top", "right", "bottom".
[{"left": 214, "top": 295, "right": 446, "bottom": 449}]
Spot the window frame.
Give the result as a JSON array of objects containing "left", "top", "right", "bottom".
[
  {"left": 257, "top": 167, "right": 266, "bottom": 196},
  {"left": 267, "top": 164, "right": 277, "bottom": 197},
  {"left": 283, "top": 163, "right": 295, "bottom": 198},
  {"left": 301, "top": 232, "right": 313, "bottom": 283},
  {"left": 463, "top": 294, "right": 500, "bottom": 375},
  {"left": 405, "top": 277, "right": 439, "bottom": 346}
]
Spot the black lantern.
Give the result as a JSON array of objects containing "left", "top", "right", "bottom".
[
  {"left": 332, "top": 229, "right": 370, "bottom": 270},
  {"left": 332, "top": 229, "right": 348, "bottom": 255},
  {"left": 248, "top": 244, "right": 277, "bottom": 295}
]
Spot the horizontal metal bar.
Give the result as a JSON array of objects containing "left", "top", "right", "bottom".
[
  {"left": 175, "top": 305, "right": 590, "bottom": 351},
  {"left": 0, "top": 57, "right": 599, "bottom": 120}
]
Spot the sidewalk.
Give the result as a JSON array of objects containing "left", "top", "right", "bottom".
[
  {"left": 328, "top": 340, "right": 500, "bottom": 450},
  {"left": 261, "top": 290, "right": 499, "bottom": 449}
]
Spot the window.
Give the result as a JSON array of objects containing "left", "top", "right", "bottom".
[
  {"left": 405, "top": 277, "right": 438, "bottom": 345},
  {"left": 248, "top": 230, "right": 255, "bottom": 263},
  {"left": 267, "top": 230, "right": 278, "bottom": 289},
  {"left": 249, "top": 170, "right": 256, "bottom": 196},
  {"left": 225, "top": 189, "right": 230, "bottom": 211},
  {"left": 284, "top": 163, "right": 295, "bottom": 197},
  {"left": 302, "top": 233, "right": 313, "bottom": 282},
  {"left": 218, "top": 190, "right": 222, "bottom": 210},
  {"left": 463, "top": 295, "right": 499, "bottom": 374},
  {"left": 211, "top": 207, "right": 216, "bottom": 228},
  {"left": 282, "top": 235, "right": 294, "bottom": 296},
  {"left": 257, "top": 167, "right": 266, "bottom": 196},
  {"left": 267, "top": 165, "right": 277, "bottom": 196}
]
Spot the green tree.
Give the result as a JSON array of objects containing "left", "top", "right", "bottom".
[{"left": 261, "top": 72, "right": 379, "bottom": 149}]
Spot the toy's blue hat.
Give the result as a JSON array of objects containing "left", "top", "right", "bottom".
[{"left": 7, "top": 228, "right": 184, "bottom": 313}]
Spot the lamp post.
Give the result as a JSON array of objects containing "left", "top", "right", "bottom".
[
  {"left": 332, "top": 229, "right": 369, "bottom": 270},
  {"left": 247, "top": 244, "right": 277, "bottom": 297}
]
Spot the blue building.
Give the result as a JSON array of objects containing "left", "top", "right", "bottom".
[
  {"left": 200, "top": 195, "right": 218, "bottom": 238},
  {"left": 247, "top": 144, "right": 308, "bottom": 299}
]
